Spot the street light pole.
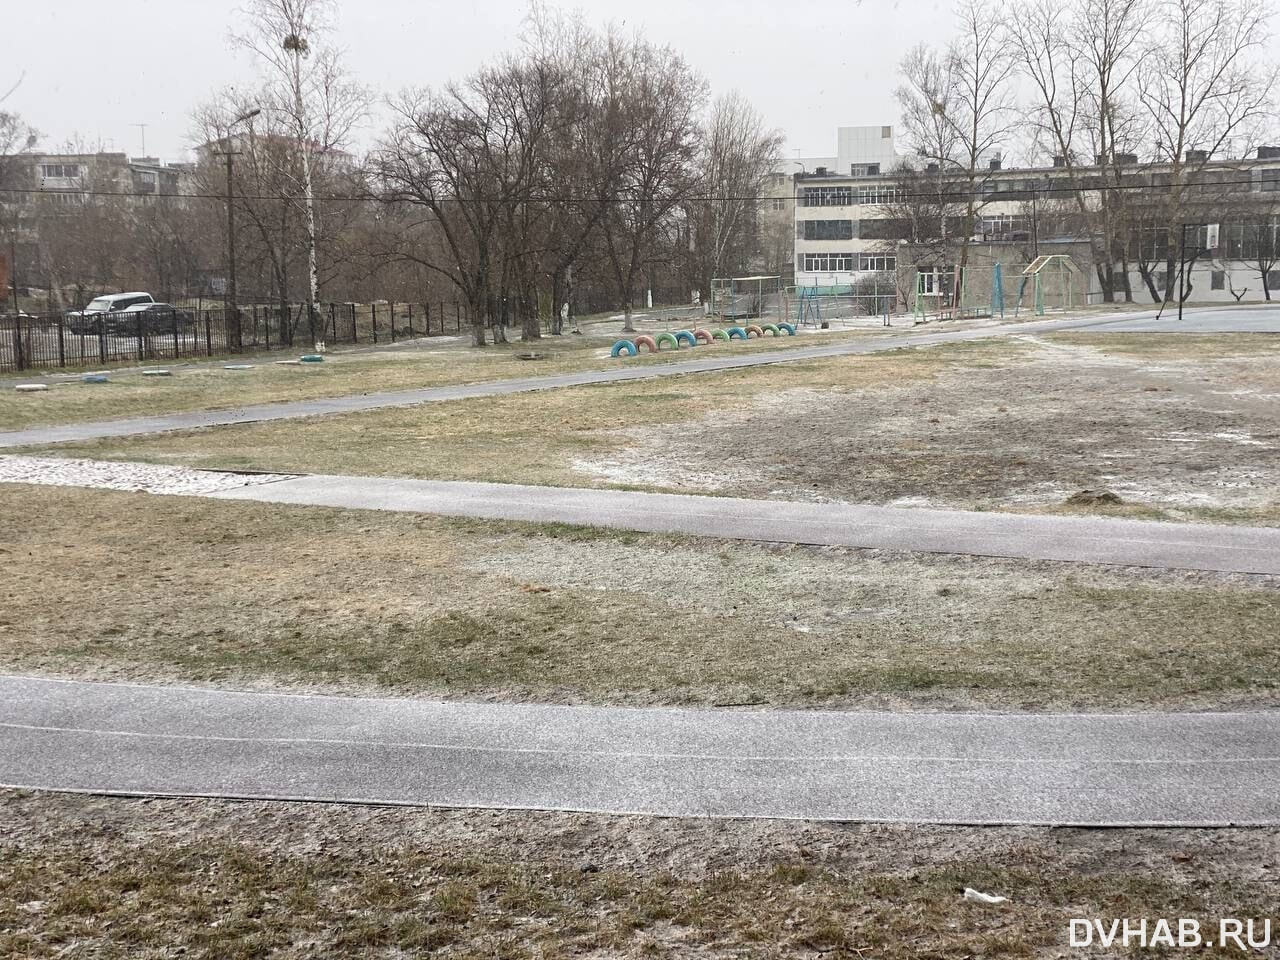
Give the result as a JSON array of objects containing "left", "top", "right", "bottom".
[
  {"left": 224, "top": 149, "right": 240, "bottom": 350},
  {"left": 221, "top": 107, "right": 261, "bottom": 352}
]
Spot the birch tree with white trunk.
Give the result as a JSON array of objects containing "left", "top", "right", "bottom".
[{"left": 232, "top": 0, "right": 366, "bottom": 334}]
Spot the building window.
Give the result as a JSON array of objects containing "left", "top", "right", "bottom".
[
  {"left": 1259, "top": 169, "right": 1280, "bottom": 192},
  {"left": 917, "top": 266, "right": 955, "bottom": 295},
  {"left": 850, "top": 163, "right": 881, "bottom": 177},
  {"left": 858, "top": 255, "right": 896, "bottom": 272},
  {"left": 39, "top": 163, "right": 81, "bottom": 179},
  {"left": 771, "top": 198, "right": 786, "bottom": 211},
  {"left": 1268, "top": 270, "right": 1280, "bottom": 290},
  {"left": 855, "top": 183, "right": 898, "bottom": 205},
  {"left": 802, "top": 253, "right": 855, "bottom": 272},
  {"left": 800, "top": 186, "right": 853, "bottom": 207},
  {"left": 1211, "top": 270, "right": 1225, "bottom": 290},
  {"left": 803, "top": 219, "right": 854, "bottom": 241}
]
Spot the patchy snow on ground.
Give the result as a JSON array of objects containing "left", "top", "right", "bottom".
[{"left": 0, "top": 455, "right": 296, "bottom": 496}]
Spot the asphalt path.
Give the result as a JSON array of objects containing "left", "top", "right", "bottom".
[
  {"left": 2, "top": 676, "right": 1276, "bottom": 825},
  {"left": 1083, "top": 303, "right": 1280, "bottom": 332},
  {"left": 0, "top": 308, "right": 1221, "bottom": 449},
  {"left": 209, "top": 475, "right": 1280, "bottom": 575}
]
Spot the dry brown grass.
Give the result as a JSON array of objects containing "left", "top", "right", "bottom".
[
  {"left": 2, "top": 790, "right": 1275, "bottom": 959},
  {"left": 0, "top": 325, "right": 891, "bottom": 431},
  {"left": 18, "top": 339, "right": 1016, "bottom": 485},
  {"left": 3, "top": 483, "right": 1278, "bottom": 710}
]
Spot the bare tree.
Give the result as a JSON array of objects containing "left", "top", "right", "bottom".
[
  {"left": 377, "top": 57, "right": 561, "bottom": 346},
  {"left": 598, "top": 36, "right": 706, "bottom": 332},
  {"left": 231, "top": 0, "right": 367, "bottom": 333},
  {"left": 1139, "top": 0, "right": 1278, "bottom": 301},
  {"left": 897, "top": 0, "right": 1017, "bottom": 303},
  {"left": 1009, "top": 0, "right": 1151, "bottom": 300},
  {"left": 687, "top": 92, "right": 783, "bottom": 299}
]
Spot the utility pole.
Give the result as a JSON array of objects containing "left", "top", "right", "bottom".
[
  {"left": 219, "top": 107, "right": 261, "bottom": 352},
  {"left": 9, "top": 238, "right": 19, "bottom": 317},
  {"left": 1177, "top": 222, "right": 1188, "bottom": 324},
  {"left": 224, "top": 148, "right": 242, "bottom": 349}
]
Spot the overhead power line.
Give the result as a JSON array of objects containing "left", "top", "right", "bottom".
[{"left": 1, "top": 173, "right": 1277, "bottom": 205}]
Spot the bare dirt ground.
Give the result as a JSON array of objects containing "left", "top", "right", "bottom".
[
  {"left": 4, "top": 484, "right": 1278, "bottom": 711},
  {"left": 39, "top": 333, "right": 1280, "bottom": 526},
  {"left": 3, "top": 790, "right": 1277, "bottom": 960},
  {"left": 573, "top": 333, "right": 1280, "bottom": 523}
]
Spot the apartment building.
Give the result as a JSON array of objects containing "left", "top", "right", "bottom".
[{"left": 20, "top": 151, "right": 193, "bottom": 205}]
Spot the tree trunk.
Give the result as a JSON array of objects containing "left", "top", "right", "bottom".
[
  {"left": 622, "top": 301, "right": 634, "bottom": 333},
  {"left": 469, "top": 291, "right": 487, "bottom": 347},
  {"left": 550, "top": 267, "right": 566, "bottom": 336}
]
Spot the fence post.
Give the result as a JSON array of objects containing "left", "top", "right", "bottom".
[
  {"left": 205, "top": 312, "right": 212, "bottom": 356},
  {"left": 330, "top": 303, "right": 337, "bottom": 342},
  {"left": 13, "top": 315, "right": 25, "bottom": 371},
  {"left": 454, "top": 299, "right": 460, "bottom": 332},
  {"left": 350, "top": 303, "right": 357, "bottom": 342},
  {"left": 390, "top": 302, "right": 396, "bottom": 343},
  {"left": 135, "top": 310, "right": 145, "bottom": 362},
  {"left": 57, "top": 316, "right": 65, "bottom": 367},
  {"left": 406, "top": 303, "right": 413, "bottom": 337},
  {"left": 371, "top": 302, "right": 378, "bottom": 344}
]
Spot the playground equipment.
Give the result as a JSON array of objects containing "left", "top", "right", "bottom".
[
  {"left": 655, "top": 332, "right": 679, "bottom": 350},
  {"left": 760, "top": 323, "right": 780, "bottom": 336},
  {"left": 299, "top": 354, "right": 325, "bottom": 363},
  {"left": 693, "top": 329, "right": 714, "bottom": 344},
  {"left": 633, "top": 335, "right": 657, "bottom": 352},
  {"left": 610, "top": 339, "right": 638, "bottom": 357},
  {"left": 673, "top": 330, "right": 697, "bottom": 347},
  {"left": 726, "top": 326, "right": 747, "bottom": 340},
  {"left": 712, "top": 329, "right": 730, "bottom": 341},
  {"left": 745, "top": 324, "right": 764, "bottom": 338},
  {"left": 1015, "top": 255, "right": 1079, "bottom": 316},
  {"left": 778, "top": 322, "right": 796, "bottom": 335},
  {"left": 710, "top": 275, "right": 783, "bottom": 320}
]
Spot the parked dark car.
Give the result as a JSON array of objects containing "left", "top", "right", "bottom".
[
  {"left": 118, "top": 302, "right": 196, "bottom": 335},
  {"left": 66, "top": 292, "right": 155, "bottom": 335}
]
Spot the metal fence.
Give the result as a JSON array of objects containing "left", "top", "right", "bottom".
[{"left": 0, "top": 299, "right": 473, "bottom": 373}]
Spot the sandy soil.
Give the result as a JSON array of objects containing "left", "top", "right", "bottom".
[{"left": 573, "top": 334, "right": 1280, "bottom": 519}]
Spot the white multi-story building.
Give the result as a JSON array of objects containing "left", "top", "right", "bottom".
[
  {"left": 791, "top": 138, "right": 1280, "bottom": 304},
  {"left": 789, "top": 125, "right": 902, "bottom": 288}
]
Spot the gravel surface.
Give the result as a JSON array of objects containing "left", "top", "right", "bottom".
[{"left": 0, "top": 455, "right": 295, "bottom": 495}]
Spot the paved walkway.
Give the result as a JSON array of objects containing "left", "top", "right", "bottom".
[
  {"left": 0, "top": 311, "right": 1161, "bottom": 449},
  {"left": 211, "top": 475, "right": 1280, "bottom": 574},
  {"left": 2, "top": 676, "right": 1276, "bottom": 825}
]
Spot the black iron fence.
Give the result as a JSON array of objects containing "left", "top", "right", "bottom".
[{"left": 0, "top": 299, "right": 472, "bottom": 373}]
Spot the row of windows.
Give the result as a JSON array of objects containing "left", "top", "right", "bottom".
[
  {"left": 803, "top": 219, "right": 854, "bottom": 241},
  {"left": 800, "top": 253, "right": 897, "bottom": 272},
  {"left": 39, "top": 163, "right": 81, "bottom": 180},
  {"left": 799, "top": 185, "right": 900, "bottom": 207}
]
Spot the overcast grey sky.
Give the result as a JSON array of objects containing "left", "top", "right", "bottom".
[{"left": 10, "top": 0, "right": 961, "bottom": 162}]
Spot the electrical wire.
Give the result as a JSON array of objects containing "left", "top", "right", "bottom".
[{"left": 2, "top": 172, "right": 1278, "bottom": 205}]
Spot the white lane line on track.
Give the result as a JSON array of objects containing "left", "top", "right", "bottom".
[{"left": 6, "top": 722, "right": 1279, "bottom": 767}]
